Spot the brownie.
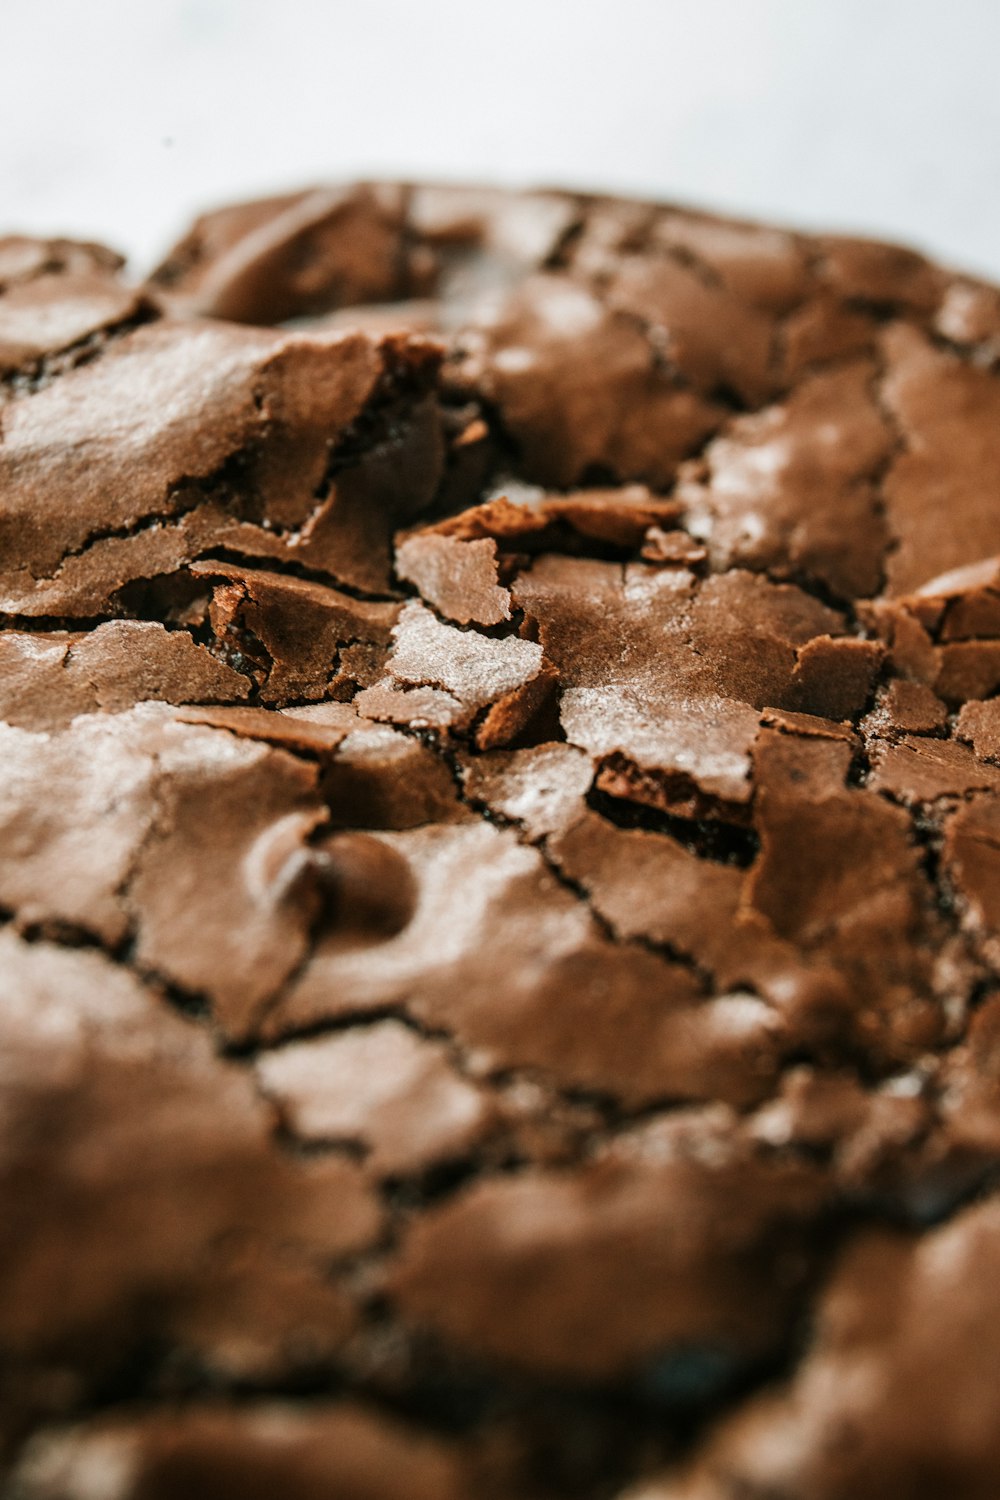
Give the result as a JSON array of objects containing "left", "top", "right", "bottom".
[{"left": 4, "top": 185, "right": 1000, "bottom": 1499}]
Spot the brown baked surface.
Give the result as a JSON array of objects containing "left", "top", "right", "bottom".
[{"left": 5, "top": 185, "right": 1000, "bottom": 1499}]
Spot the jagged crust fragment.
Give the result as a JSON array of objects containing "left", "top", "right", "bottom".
[{"left": 5, "top": 185, "right": 1000, "bottom": 1499}]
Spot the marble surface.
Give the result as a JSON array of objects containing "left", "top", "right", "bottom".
[{"left": 2, "top": 0, "right": 998, "bottom": 279}]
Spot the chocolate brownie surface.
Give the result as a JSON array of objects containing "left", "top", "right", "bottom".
[{"left": 4, "top": 186, "right": 1000, "bottom": 1498}]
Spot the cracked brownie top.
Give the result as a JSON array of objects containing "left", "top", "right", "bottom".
[{"left": 5, "top": 183, "right": 1000, "bottom": 1500}]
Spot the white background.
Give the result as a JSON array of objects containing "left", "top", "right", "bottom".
[{"left": 2, "top": 0, "right": 999, "bottom": 279}]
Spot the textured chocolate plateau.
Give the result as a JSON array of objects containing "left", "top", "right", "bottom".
[{"left": 4, "top": 184, "right": 1000, "bottom": 1498}]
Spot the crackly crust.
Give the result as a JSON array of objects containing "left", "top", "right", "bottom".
[{"left": 5, "top": 188, "right": 1000, "bottom": 1499}]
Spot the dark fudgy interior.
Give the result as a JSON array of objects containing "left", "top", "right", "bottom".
[{"left": 5, "top": 185, "right": 1000, "bottom": 1498}]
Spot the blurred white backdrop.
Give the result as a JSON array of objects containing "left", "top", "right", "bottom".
[{"left": 2, "top": 0, "right": 998, "bottom": 277}]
